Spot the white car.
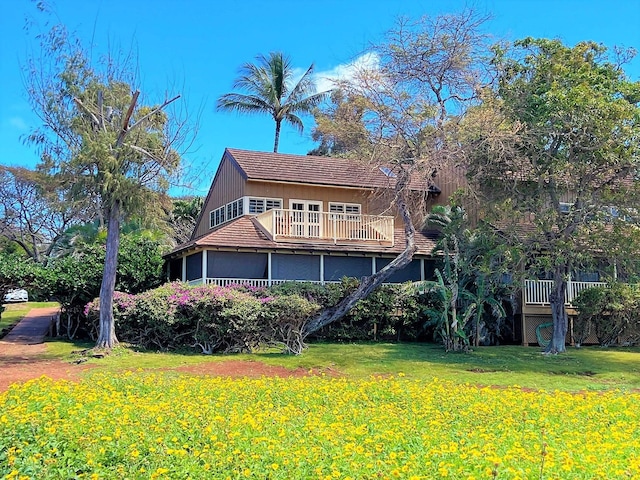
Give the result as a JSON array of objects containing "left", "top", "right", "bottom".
[{"left": 3, "top": 289, "right": 29, "bottom": 303}]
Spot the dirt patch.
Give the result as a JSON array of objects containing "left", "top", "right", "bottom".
[
  {"left": 0, "top": 342, "right": 334, "bottom": 392},
  {"left": 0, "top": 341, "right": 96, "bottom": 392}
]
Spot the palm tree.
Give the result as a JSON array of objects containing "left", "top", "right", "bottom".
[{"left": 217, "top": 52, "right": 329, "bottom": 152}]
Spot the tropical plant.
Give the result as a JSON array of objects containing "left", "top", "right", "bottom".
[
  {"left": 217, "top": 52, "right": 329, "bottom": 152},
  {"left": 418, "top": 205, "right": 517, "bottom": 350}
]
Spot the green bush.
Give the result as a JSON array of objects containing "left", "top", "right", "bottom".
[
  {"left": 573, "top": 283, "right": 640, "bottom": 346},
  {"left": 268, "top": 280, "right": 428, "bottom": 343},
  {"left": 83, "top": 280, "right": 434, "bottom": 353}
]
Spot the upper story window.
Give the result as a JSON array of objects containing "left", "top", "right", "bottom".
[
  {"left": 249, "top": 197, "right": 282, "bottom": 214},
  {"left": 329, "top": 202, "right": 361, "bottom": 219},
  {"left": 559, "top": 202, "right": 572, "bottom": 214},
  {"left": 210, "top": 198, "right": 244, "bottom": 229}
]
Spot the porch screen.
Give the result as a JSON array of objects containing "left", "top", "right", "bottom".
[
  {"left": 376, "top": 258, "right": 422, "bottom": 283},
  {"left": 185, "top": 252, "right": 203, "bottom": 281},
  {"left": 168, "top": 258, "right": 182, "bottom": 281},
  {"left": 272, "top": 254, "right": 320, "bottom": 281},
  {"left": 423, "top": 259, "right": 438, "bottom": 281},
  {"left": 207, "top": 252, "right": 267, "bottom": 279},
  {"left": 324, "top": 256, "right": 372, "bottom": 281}
]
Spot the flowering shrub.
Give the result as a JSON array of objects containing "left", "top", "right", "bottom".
[
  {"left": 2, "top": 373, "right": 640, "bottom": 479},
  {"left": 84, "top": 283, "right": 321, "bottom": 353}
]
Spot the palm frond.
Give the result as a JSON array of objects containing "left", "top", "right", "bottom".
[{"left": 216, "top": 93, "right": 273, "bottom": 114}]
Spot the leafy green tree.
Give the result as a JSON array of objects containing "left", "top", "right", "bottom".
[
  {"left": 0, "top": 166, "right": 94, "bottom": 263},
  {"left": 40, "top": 230, "right": 167, "bottom": 338},
  {"left": 308, "top": 90, "right": 372, "bottom": 156},
  {"left": 465, "top": 39, "right": 640, "bottom": 353},
  {"left": 25, "top": 19, "right": 190, "bottom": 348},
  {"left": 217, "top": 52, "right": 329, "bottom": 152},
  {"left": 169, "top": 196, "right": 203, "bottom": 245}
]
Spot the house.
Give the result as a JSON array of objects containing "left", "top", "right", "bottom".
[
  {"left": 165, "top": 148, "right": 458, "bottom": 288},
  {"left": 166, "top": 148, "right": 623, "bottom": 346}
]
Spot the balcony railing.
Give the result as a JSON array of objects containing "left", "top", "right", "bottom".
[
  {"left": 254, "top": 209, "right": 394, "bottom": 246},
  {"left": 524, "top": 280, "right": 607, "bottom": 306}
]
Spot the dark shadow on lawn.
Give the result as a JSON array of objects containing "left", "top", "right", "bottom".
[{"left": 289, "top": 342, "right": 640, "bottom": 378}]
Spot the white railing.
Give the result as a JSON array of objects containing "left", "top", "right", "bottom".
[
  {"left": 254, "top": 209, "right": 394, "bottom": 245},
  {"left": 203, "top": 278, "right": 390, "bottom": 287},
  {"left": 524, "top": 280, "right": 607, "bottom": 305},
  {"left": 204, "top": 278, "right": 288, "bottom": 288}
]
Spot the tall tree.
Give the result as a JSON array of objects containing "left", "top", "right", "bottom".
[
  {"left": 0, "top": 166, "right": 94, "bottom": 263},
  {"left": 217, "top": 52, "right": 329, "bottom": 152},
  {"left": 297, "top": 10, "right": 492, "bottom": 350},
  {"left": 25, "top": 18, "right": 191, "bottom": 348},
  {"left": 464, "top": 38, "right": 640, "bottom": 353}
]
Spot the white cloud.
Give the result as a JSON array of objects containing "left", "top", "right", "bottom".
[
  {"left": 312, "top": 53, "right": 380, "bottom": 93},
  {"left": 289, "top": 53, "right": 381, "bottom": 95}
]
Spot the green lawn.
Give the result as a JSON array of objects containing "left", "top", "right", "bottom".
[
  {"left": 0, "top": 301, "right": 59, "bottom": 336},
  {"left": 44, "top": 339, "right": 640, "bottom": 392}
]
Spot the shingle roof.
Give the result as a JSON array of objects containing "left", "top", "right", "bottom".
[
  {"left": 226, "top": 148, "right": 438, "bottom": 192},
  {"left": 170, "top": 216, "right": 439, "bottom": 257}
]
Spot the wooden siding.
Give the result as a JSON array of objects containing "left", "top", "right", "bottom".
[
  {"left": 434, "top": 163, "right": 468, "bottom": 203},
  {"left": 193, "top": 158, "right": 246, "bottom": 238},
  {"left": 191, "top": 154, "right": 470, "bottom": 240},
  {"left": 245, "top": 181, "right": 374, "bottom": 213}
]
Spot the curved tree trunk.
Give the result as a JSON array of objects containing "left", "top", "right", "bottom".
[
  {"left": 96, "top": 201, "right": 120, "bottom": 348},
  {"left": 545, "top": 266, "right": 568, "bottom": 354},
  {"left": 297, "top": 167, "right": 417, "bottom": 351}
]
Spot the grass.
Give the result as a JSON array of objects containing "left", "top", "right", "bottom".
[
  {"left": 43, "top": 339, "right": 640, "bottom": 392},
  {"left": 0, "top": 301, "right": 59, "bottom": 335}
]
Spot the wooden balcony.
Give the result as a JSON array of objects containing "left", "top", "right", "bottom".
[
  {"left": 254, "top": 209, "right": 394, "bottom": 246},
  {"left": 524, "top": 280, "right": 606, "bottom": 306}
]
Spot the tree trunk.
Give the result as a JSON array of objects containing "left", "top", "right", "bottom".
[
  {"left": 300, "top": 167, "right": 417, "bottom": 344},
  {"left": 546, "top": 266, "right": 567, "bottom": 354},
  {"left": 96, "top": 201, "right": 120, "bottom": 348},
  {"left": 302, "top": 242, "right": 418, "bottom": 338},
  {"left": 273, "top": 120, "right": 281, "bottom": 153}
]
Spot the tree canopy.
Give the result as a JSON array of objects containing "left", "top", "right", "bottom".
[
  {"left": 464, "top": 38, "right": 640, "bottom": 353},
  {"left": 300, "top": 10, "right": 493, "bottom": 344}
]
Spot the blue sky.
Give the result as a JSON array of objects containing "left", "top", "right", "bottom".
[{"left": 1, "top": 0, "right": 639, "bottom": 195}]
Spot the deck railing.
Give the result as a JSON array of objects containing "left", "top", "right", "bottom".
[
  {"left": 524, "top": 280, "right": 607, "bottom": 306},
  {"left": 254, "top": 209, "right": 394, "bottom": 245},
  {"left": 204, "top": 278, "right": 342, "bottom": 287}
]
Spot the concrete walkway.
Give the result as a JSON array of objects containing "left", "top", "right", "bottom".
[{"left": 1, "top": 307, "right": 60, "bottom": 345}]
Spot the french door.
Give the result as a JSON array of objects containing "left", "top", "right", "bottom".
[{"left": 290, "top": 200, "right": 322, "bottom": 238}]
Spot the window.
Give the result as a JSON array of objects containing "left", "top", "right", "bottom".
[
  {"left": 248, "top": 197, "right": 282, "bottom": 214},
  {"left": 329, "top": 202, "right": 361, "bottom": 220},
  {"left": 209, "top": 198, "right": 244, "bottom": 229},
  {"left": 559, "top": 202, "right": 572, "bottom": 214}
]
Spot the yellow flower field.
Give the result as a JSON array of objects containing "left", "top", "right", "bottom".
[{"left": 1, "top": 372, "right": 639, "bottom": 479}]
